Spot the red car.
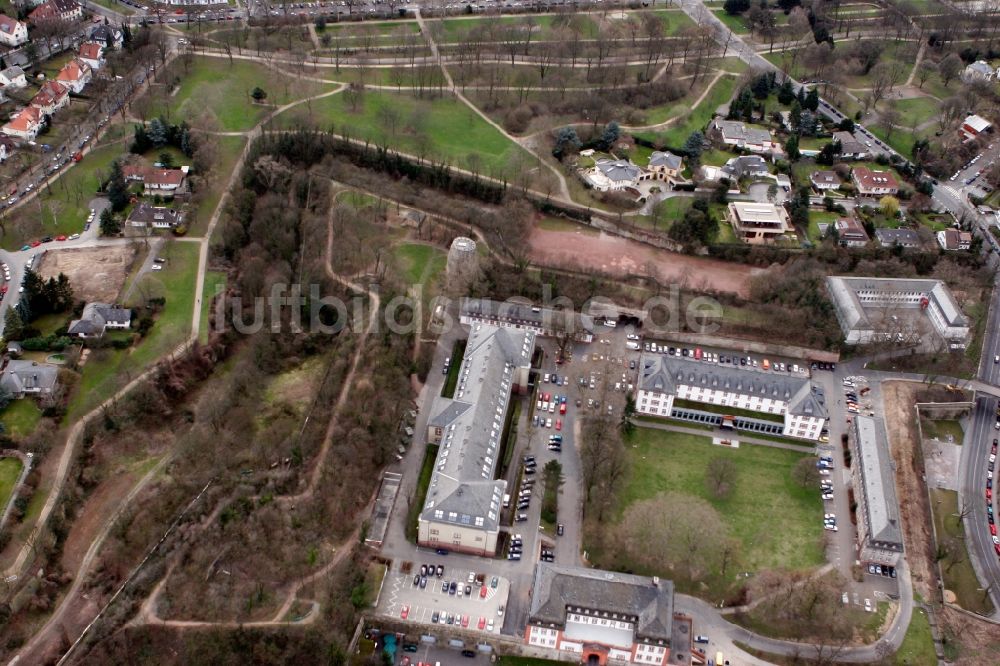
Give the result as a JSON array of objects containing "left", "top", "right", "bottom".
[
  {"left": 30, "top": 240, "right": 40, "bottom": 247},
  {"left": 461, "top": 614, "right": 469, "bottom": 628},
  {"left": 55, "top": 235, "right": 66, "bottom": 241},
  {"left": 988, "top": 489, "right": 993, "bottom": 501},
  {"left": 559, "top": 403, "right": 567, "bottom": 415},
  {"left": 400, "top": 605, "right": 409, "bottom": 620},
  {"left": 991, "top": 524, "right": 997, "bottom": 536},
  {"left": 479, "top": 585, "right": 487, "bottom": 598},
  {"left": 477, "top": 616, "right": 486, "bottom": 630},
  {"left": 995, "top": 543, "right": 1000, "bottom": 557},
  {"left": 555, "top": 419, "right": 562, "bottom": 431},
  {"left": 0, "top": 285, "right": 7, "bottom": 294},
  {"left": 543, "top": 392, "right": 550, "bottom": 402}
]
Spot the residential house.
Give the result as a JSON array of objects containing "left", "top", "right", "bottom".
[
  {"left": 962, "top": 60, "right": 995, "bottom": 83},
  {"left": 875, "top": 228, "right": 921, "bottom": 249},
  {"left": 90, "top": 24, "right": 124, "bottom": 50},
  {"left": 0, "top": 360, "right": 59, "bottom": 398},
  {"left": 586, "top": 159, "right": 643, "bottom": 192},
  {"left": 30, "top": 81, "right": 69, "bottom": 115},
  {"left": 0, "top": 14, "right": 28, "bottom": 47},
  {"left": 55, "top": 58, "right": 92, "bottom": 94},
  {"left": 0, "top": 66, "right": 27, "bottom": 89},
  {"left": 636, "top": 354, "right": 828, "bottom": 441},
  {"left": 710, "top": 119, "right": 777, "bottom": 153},
  {"left": 810, "top": 170, "right": 841, "bottom": 192},
  {"left": 646, "top": 151, "right": 683, "bottom": 180},
  {"left": 524, "top": 563, "right": 675, "bottom": 666},
  {"left": 29, "top": 0, "right": 82, "bottom": 24},
  {"left": 127, "top": 203, "right": 183, "bottom": 229},
  {"left": 67, "top": 302, "right": 132, "bottom": 338},
  {"left": 0, "top": 134, "right": 15, "bottom": 162},
  {"left": 123, "top": 164, "right": 189, "bottom": 192},
  {"left": 720, "top": 155, "right": 769, "bottom": 180},
  {"left": 2, "top": 107, "right": 42, "bottom": 141},
  {"left": 726, "top": 201, "right": 791, "bottom": 244},
  {"left": 961, "top": 114, "right": 992, "bottom": 142},
  {"left": 833, "top": 217, "right": 870, "bottom": 247},
  {"left": 936, "top": 228, "right": 972, "bottom": 251},
  {"left": 852, "top": 167, "right": 899, "bottom": 197},
  {"left": 77, "top": 42, "right": 105, "bottom": 71},
  {"left": 832, "top": 131, "right": 868, "bottom": 159}
]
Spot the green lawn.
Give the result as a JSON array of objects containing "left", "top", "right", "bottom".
[
  {"left": 921, "top": 418, "right": 963, "bottom": 442},
  {"left": 712, "top": 9, "right": 751, "bottom": 34},
  {"left": 392, "top": 243, "right": 445, "bottom": 286},
  {"left": 929, "top": 489, "right": 994, "bottom": 615},
  {"left": 895, "top": 606, "right": 937, "bottom": 665},
  {"left": 150, "top": 57, "right": 333, "bottom": 132},
  {"left": 0, "top": 400, "right": 43, "bottom": 439},
  {"left": 807, "top": 210, "right": 842, "bottom": 242},
  {"left": 615, "top": 428, "right": 824, "bottom": 572},
  {"left": 884, "top": 96, "right": 939, "bottom": 129},
  {"left": 276, "top": 90, "right": 531, "bottom": 176},
  {"left": 66, "top": 241, "right": 200, "bottom": 420},
  {"left": 2, "top": 143, "right": 122, "bottom": 250},
  {"left": 0, "top": 457, "right": 23, "bottom": 515},
  {"left": 199, "top": 271, "right": 226, "bottom": 344},
  {"left": 634, "top": 75, "right": 736, "bottom": 150}
]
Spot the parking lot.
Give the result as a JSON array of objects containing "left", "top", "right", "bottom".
[{"left": 379, "top": 560, "right": 509, "bottom": 636}]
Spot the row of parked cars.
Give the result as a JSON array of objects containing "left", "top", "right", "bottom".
[
  {"left": 645, "top": 342, "right": 807, "bottom": 374},
  {"left": 987, "top": 436, "right": 999, "bottom": 557}
]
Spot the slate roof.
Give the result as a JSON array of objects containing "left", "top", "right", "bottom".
[
  {"left": 528, "top": 563, "right": 674, "bottom": 643},
  {"left": 874, "top": 228, "right": 920, "bottom": 248},
  {"left": 714, "top": 119, "right": 773, "bottom": 145},
  {"left": 825, "top": 275, "right": 968, "bottom": 335},
  {"left": 420, "top": 322, "right": 535, "bottom": 534},
  {"left": 68, "top": 302, "right": 131, "bottom": 336},
  {"left": 832, "top": 131, "right": 866, "bottom": 155},
  {"left": 721, "top": 155, "right": 768, "bottom": 179},
  {"left": 596, "top": 159, "right": 642, "bottom": 183},
  {"left": 648, "top": 150, "right": 682, "bottom": 170},
  {"left": 0, "top": 360, "right": 59, "bottom": 395},
  {"left": 638, "top": 354, "right": 827, "bottom": 418},
  {"left": 854, "top": 415, "right": 903, "bottom": 549}
]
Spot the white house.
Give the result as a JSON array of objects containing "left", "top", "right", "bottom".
[
  {"left": 585, "top": 159, "right": 644, "bottom": 192},
  {"left": 0, "top": 66, "right": 27, "bottom": 90},
  {"left": 2, "top": 107, "right": 42, "bottom": 141},
  {"left": 0, "top": 15, "right": 28, "bottom": 47},
  {"left": 636, "top": 354, "right": 828, "bottom": 441},
  {"left": 710, "top": 119, "right": 777, "bottom": 153},
  {"left": 810, "top": 170, "right": 841, "bottom": 191},
  {"left": 962, "top": 60, "right": 995, "bottom": 83},
  {"left": 936, "top": 228, "right": 972, "bottom": 251},
  {"left": 55, "top": 58, "right": 92, "bottom": 94},
  {"left": 67, "top": 303, "right": 132, "bottom": 338}
]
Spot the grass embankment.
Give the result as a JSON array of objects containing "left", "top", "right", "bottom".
[
  {"left": 920, "top": 418, "right": 963, "bottom": 443},
  {"left": 633, "top": 75, "right": 737, "bottom": 149},
  {"left": 0, "top": 457, "right": 24, "bottom": 515},
  {"left": 66, "top": 241, "right": 200, "bottom": 420},
  {"left": 405, "top": 444, "right": 439, "bottom": 543},
  {"left": 929, "top": 488, "right": 994, "bottom": 615},
  {"left": 440, "top": 338, "right": 467, "bottom": 399}
]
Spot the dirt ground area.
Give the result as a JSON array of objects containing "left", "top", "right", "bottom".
[
  {"left": 881, "top": 381, "right": 941, "bottom": 602},
  {"left": 35, "top": 244, "right": 139, "bottom": 304},
  {"left": 922, "top": 438, "right": 961, "bottom": 492},
  {"left": 528, "top": 227, "right": 765, "bottom": 298},
  {"left": 936, "top": 605, "right": 1000, "bottom": 665}
]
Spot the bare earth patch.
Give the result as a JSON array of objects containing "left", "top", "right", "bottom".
[
  {"left": 528, "top": 227, "right": 765, "bottom": 298},
  {"left": 35, "top": 244, "right": 139, "bottom": 304}
]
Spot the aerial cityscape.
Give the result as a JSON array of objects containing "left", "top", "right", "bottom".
[{"left": 0, "top": 0, "right": 998, "bottom": 664}]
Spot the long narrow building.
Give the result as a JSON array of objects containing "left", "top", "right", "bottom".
[{"left": 419, "top": 321, "right": 534, "bottom": 556}]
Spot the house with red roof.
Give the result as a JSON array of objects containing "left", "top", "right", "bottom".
[
  {"left": 78, "top": 42, "right": 105, "bottom": 71},
  {"left": 55, "top": 58, "right": 91, "bottom": 94},
  {"left": 3, "top": 107, "right": 43, "bottom": 141},
  {"left": 0, "top": 14, "right": 28, "bottom": 47},
  {"left": 123, "top": 164, "right": 190, "bottom": 193},
  {"left": 29, "top": 0, "right": 82, "bottom": 24},
  {"left": 851, "top": 167, "right": 899, "bottom": 197},
  {"left": 30, "top": 81, "right": 69, "bottom": 115}
]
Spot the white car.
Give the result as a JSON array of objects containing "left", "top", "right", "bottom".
[
  {"left": 151, "top": 265, "right": 163, "bottom": 271},
  {"left": 864, "top": 598, "right": 873, "bottom": 612},
  {"left": 545, "top": 418, "right": 552, "bottom": 428},
  {"left": 68, "top": 233, "right": 80, "bottom": 240}
]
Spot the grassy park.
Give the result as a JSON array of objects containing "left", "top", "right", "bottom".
[
  {"left": 609, "top": 428, "right": 824, "bottom": 573},
  {"left": 633, "top": 75, "right": 736, "bottom": 149},
  {"left": 0, "top": 400, "right": 43, "bottom": 439},
  {"left": 929, "top": 489, "right": 994, "bottom": 615}
]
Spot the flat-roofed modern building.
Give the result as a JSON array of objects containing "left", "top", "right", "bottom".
[
  {"left": 525, "top": 563, "right": 674, "bottom": 666},
  {"left": 727, "top": 202, "right": 791, "bottom": 243},
  {"left": 849, "top": 415, "right": 903, "bottom": 566},
  {"left": 826, "top": 276, "right": 970, "bottom": 348},
  {"left": 419, "top": 321, "right": 535, "bottom": 555},
  {"left": 635, "top": 355, "right": 827, "bottom": 440}
]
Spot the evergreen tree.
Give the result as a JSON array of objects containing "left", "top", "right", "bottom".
[
  {"left": 552, "top": 126, "right": 581, "bottom": 159},
  {"left": 790, "top": 100, "right": 802, "bottom": 132},
  {"left": 796, "top": 87, "right": 807, "bottom": 107},
  {"left": 599, "top": 121, "right": 621, "bottom": 150},
  {"left": 723, "top": 0, "right": 750, "bottom": 14},
  {"left": 147, "top": 117, "right": 168, "bottom": 146},
  {"left": 100, "top": 208, "right": 122, "bottom": 236},
  {"left": 4, "top": 308, "right": 24, "bottom": 341},
  {"left": 683, "top": 131, "right": 705, "bottom": 165},
  {"left": 131, "top": 124, "right": 152, "bottom": 154},
  {"left": 777, "top": 79, "right": 795, "bottom": 105},
  {"left": 784, "top": 135, "right": 800, "bottom": 161},
  {"left": 107, "top": 160, "right": 129, "bottom": 212},
  {"left": 180, "top": 127, "right": 193, "bottom": 157},
  {"left": 804, "top": 88, "right": 819, "bottom": 111}
]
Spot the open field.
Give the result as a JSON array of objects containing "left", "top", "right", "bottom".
[
  {"left": 896, "top": 606, "right": 937, "bottom": 665},
  {"left": 150, "top": 57, "right": 334, "bottom": 132},
  {"left": 35, "top": 244, "right": 139, "bottom": 304},
  {"left": 0, "top": 400, "right": 43, "bottom": 439},
  {"left": 67, "top": 241, "right": 200, "bottom": 419},
  {"left": 929, "top": 489, "right": 994, "bottom": 615},
  {"left": 609, "top": 428, "right": 824, "bottom": 573},
  {"left": 275, "top": 89, "right": 532, "bottom": 175},
  {"left": 391, "top": 243, "right": 446, "bottom": 286},
  {"left": 0, "top": 457, "right": 24, "bottom": 514}
]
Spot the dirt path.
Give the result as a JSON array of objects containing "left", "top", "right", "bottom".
[{"left": 528, "top": 226, "right": 764, "bottom": 298}]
